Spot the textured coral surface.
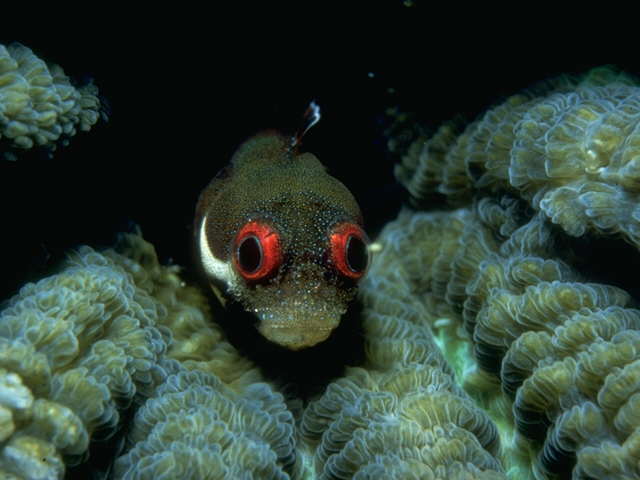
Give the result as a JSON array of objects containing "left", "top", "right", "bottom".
[
  {"left": 395, "top": 68, "right": 640, "bottom": 249},
  {"left": 0, "top": 232, "right": 508, "bottom": 479},
  {"left": 390, "top": 67, "right": 640, "bottom": 479},
  {"left": 377, "top": 201, "right": 640, "bottom": 479},
  {"left": 0, "top": 240, "right": 168, "bottom": 478},
  {"left": 3, "top": 44, "right": 640, "bottom": 479},
  {"left": 0, "top": 43, "right": 104, "bottom": 159}
]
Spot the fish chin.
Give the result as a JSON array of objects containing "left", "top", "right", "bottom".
[
  {"left": 254, "top": 300, "right": 347, "bottom": 350},
  {"left": 239, "top": 263, "right": 358, "bottom": 349}
]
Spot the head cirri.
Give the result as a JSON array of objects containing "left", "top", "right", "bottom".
[{"left": 195, "top": 109, "right": 369, "bottom": 350}]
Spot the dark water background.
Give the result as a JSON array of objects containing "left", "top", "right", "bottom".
[{"left": 2, "top": 14, "right": 638, "bottom": 303}]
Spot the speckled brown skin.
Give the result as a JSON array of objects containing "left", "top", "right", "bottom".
[{"left": 195, "top": 132, "right": 365, "bottom": 350}]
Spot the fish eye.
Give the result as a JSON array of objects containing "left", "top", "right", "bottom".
[
  {"left": 329, "top": 222, "right": 369, "bottom": 279},
  {"left": 345, "top": 235, "right": 368, "bottom": 272},
  {"left": 233, "top": 221, "right": 282, "bottom": 281},
  {"left": 237, "top": 235, "right": 262, "bottom": 273}
]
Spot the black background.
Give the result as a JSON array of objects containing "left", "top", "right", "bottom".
[{"left": 1, "top": 12, "right": 637, "bottom": 302}]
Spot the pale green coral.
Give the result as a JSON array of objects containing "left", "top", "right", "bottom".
[
  {"left": 385, "top": 67, "right": 640, "bottom": 477},
  {"left": 110, "top": 233, "right": 260, "bottom": 391},
  {"left": 6, "top": 60, "right": 640, "bottom": 480},
  {"left": 394, "top": 67, "right": 640, "bottom": 249},
  {"left": 0, "top": 233, "right": 294, "bottom": 479},
  {"left": 0, "top": 228, "right": 511, "bottom": 479},
  {"left": 373, "top": 196, "right": 640, "bottom": 478},
  {"left": 113, "top": 361, "right": 296, "bottom": 480},
  {"left": 0, "top": 42, "right": 105, "bottom": 159},
  {"left": 0, "top": 241, "right": 169, "bottom": 478},
  {"left": 109, "top": 231, "right": 507, "bottom": 479},
  {"left": 296, "top": 234, "right": 506, "bottom": 479},
  {"left": 108, "top": 235, "right": 296, "bottom": 479}
]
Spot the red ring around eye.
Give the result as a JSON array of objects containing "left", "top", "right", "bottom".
[
  {"left": 233, "top": 221, "right": 282, "bottom": 281},
  {"left": 329, "top": 223, "right": 369, "bottom": 280}
]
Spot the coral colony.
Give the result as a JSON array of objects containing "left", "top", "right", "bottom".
[
  {"left": 0, "top": 44, "right": 103, "bottom": 161},
  {"left": 2, "top": 43, "right": 640, "bottom": 479}
]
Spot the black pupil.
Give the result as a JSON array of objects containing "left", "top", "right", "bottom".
[
  {"left": 238, "top": 236, "right": 262, "bottom": 273},
  {"left": 346, "top": 235, "right": 367, "bottom": 272}
]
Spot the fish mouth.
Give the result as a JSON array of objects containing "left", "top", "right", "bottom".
[
  {"left": 255, "top": 307, "right": 344, "bottom": 350},
  {"left": 258, "top": 323, "right": 336, "bottom": 350},
  {"left": 243, "top": 263, "right": 356, "bottom": 350}
]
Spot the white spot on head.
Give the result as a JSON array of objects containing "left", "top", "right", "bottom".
[
  {"left": 198, "top": 214, "right": 237, "bottom": 290},
  {"left": 291, "top": 101, "right": 322, "bottom": 148},
  {"left": 368, "top": 242, "right": 383, "bottom": 253}
]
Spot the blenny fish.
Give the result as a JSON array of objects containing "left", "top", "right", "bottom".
[{"left": 195, "top": 103, "right": 369, "bottom": 350}]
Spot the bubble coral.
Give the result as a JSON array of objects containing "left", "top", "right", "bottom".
[
  {"left": 374, "top": 195, "right": 640, "bottom": 478},
  {"left": 0, "top": 43, "right": 105, "bottom": 160},
  {"left": 0, "top": 232, "right": 300, "bottom": 479},
  {"left": 111, "top": 235, "right": 297, "bottom": 480},
  {"left": 395, "top": 67, "right": 640, "bottom": 249},
  {"left": 5, "top": 42, "right": 640, "bottom": 479},
  {"left": 113, "top": 360, "right": 296, "bottom": 480},
  {"left": 0, "top": 239, "right": 168, "bottom": 478},
  {"left": 314, "top": 67, "right": 640, "bottom": 479},
  {"left": 299, "top": 244, "right": 506, "bottom": 479}
]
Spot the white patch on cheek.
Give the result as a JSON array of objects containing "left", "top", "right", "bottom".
[{"left": 198, "top": 214, "right": 238, "bottom": 290}]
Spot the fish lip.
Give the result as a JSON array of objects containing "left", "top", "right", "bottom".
[
  {"left": 248, "top": 287, "right": 349, "bottom": 348},
  {"left": 256, "top": 316, "right": 339, "bottom": 350},
  {"left": 261, "top": 324, "right": 334, "bottom": 331}
]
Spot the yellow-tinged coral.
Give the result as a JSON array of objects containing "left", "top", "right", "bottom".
[
  {"left": 0, "top": 232, "right": 294, "bottom": 479},
  {"left": 296, "top": 237, "right": 507, "bottom": 479},
  {"left": 374, "top": 196, "right": 640, "bottom": 478},
  {"left": 0, "top": 237, "right": 214, "bottom": 474},
  {"left": 0, "top": 231, "right": 266, "bottom": 478},
  {"left": 395, "top": 68, "right": 640, "bottom": 250},
  {"left": 106, "top": 235, "right": 298, "bottom": 479},
  {"left": 0, "top": 239, "right": 170, "bottom": 478},
  {"left": 113, "top": 219, "right": 511, "bottom": 480},
  {"left": 5, "top": 53, "right": 640, "bottom": 479},
  {"left": 0, "top": 43, "right": 104, "bottom": 159},
  {"left": 113, "top": 362, "right": 296, "bottom": 480},
  {"left": 111, "top": 232, "right": 260, "bottom": 390}
]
